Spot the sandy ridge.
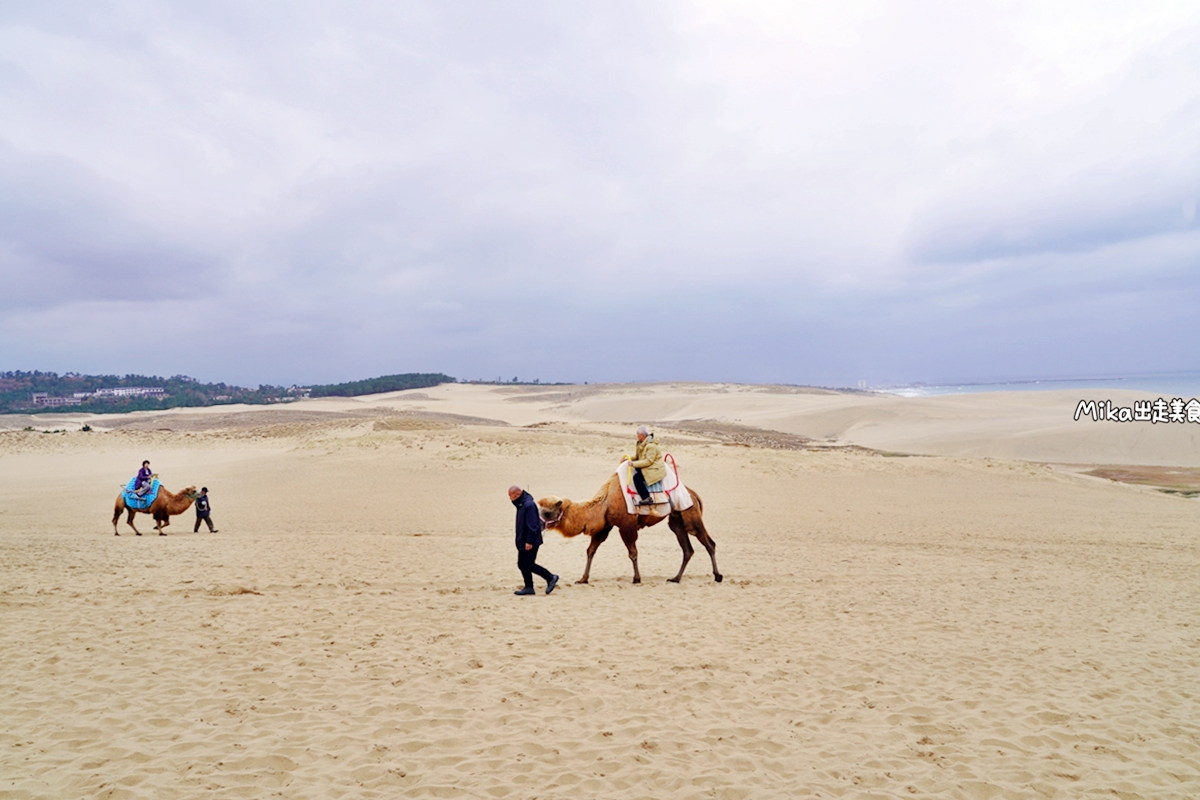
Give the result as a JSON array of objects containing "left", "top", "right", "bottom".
[{"left": 1, "top": 383, "right": 1197, "bottom": 798}]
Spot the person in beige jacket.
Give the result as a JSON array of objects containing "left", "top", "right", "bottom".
[{"left": 624, "top": 425, "right": 666, "bottom": 505}]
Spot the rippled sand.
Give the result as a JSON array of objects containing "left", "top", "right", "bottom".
[{"left": 1, "top": 384, "right": 1198, "bottom": 798}]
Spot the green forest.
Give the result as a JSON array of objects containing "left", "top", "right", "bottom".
[
  {"left": 0, "top": 371, "right": 456, "bottom": 414},
  {"left": 307, "top": 373, "right": 456, "bottom": 398}
]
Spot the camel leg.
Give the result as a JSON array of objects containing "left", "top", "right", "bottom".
[
  {"left": 126, "top": 509, "right": 142, "bottom": 536},
  {"left": 113, "top": 506, "right": 122, "bottom": 536},
  {"left": 578, "top": 527, "right": 611, "bottom": 584},
  {"left": 156, "top": 515, "right": 169, "bottom": 536},
  {"left": 693, "top": 521, "right": 722, "bottom": 583},
  {"left": 618, "top": 527, "right": 641, "bottom": 584},
  {"left": 667, "top": 513, "right": 694, "bottom": 583}
]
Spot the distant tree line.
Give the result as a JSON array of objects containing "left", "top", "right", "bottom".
[
  {"left": 0, "top": 371, "right": 457, "bottom": 414},
  {"left": 306, "top": 373, "right": 455, "bottom": 398}
]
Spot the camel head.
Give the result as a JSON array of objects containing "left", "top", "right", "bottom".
[
  {"left": 537, "top": 496, "right": 565, "bottom": 527},
  {"left": 180, "top": 486, "right": 199, "bottom": 500}
]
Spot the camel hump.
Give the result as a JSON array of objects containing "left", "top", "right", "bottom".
[{"left": 120, "top": 478, "right": 162, "bottom": 510}]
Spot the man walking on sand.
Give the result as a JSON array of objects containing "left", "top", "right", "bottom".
[
  {"left": 193, "top": 487, "right": 218, "bottom": 533},
  {"left": 509, "top": 485, "right": 558, "bottom": 596}
]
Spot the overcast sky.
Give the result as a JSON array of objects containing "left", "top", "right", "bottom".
[{"left": 1, "top": 1, "right": 1197, "bottom": 388}]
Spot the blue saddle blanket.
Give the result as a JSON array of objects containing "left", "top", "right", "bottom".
[{"left": 123, "top": 478, "right": 160, "bottom": 510}]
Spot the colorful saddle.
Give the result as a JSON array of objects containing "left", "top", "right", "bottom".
[
  {"left": 616, "top": 455, "right": 694, "bottom": 515},
  {"left": 122, "top": 477, "right": 161, "bottom": 510}
]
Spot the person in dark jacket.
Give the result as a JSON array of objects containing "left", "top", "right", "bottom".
[
  {"left": 133, "top": 460, "right": 153, "bottom": 496},
  {"left": 193, "top": 487, "right": 218, "bottom": 533},
  {"left": 509, "top": 485, "right": 558, "bottom": 596}
]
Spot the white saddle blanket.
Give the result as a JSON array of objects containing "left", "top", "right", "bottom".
[{"left": 616, "top": 454, "right": 694, "bottom": 515}]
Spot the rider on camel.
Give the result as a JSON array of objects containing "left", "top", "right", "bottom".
[
  {"left": 133, "top": 460, "right": 153, "bottom": 496},
  {"left": 624, "top": 425, "right": 666, "bottom": 505}
]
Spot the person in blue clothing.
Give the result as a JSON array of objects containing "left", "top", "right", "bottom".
[
  {"left": 193, "top": 487, "right": 218, "bottom": 533},
  {"left": 508, "top": 485, "right": 558, "bottom": 596},
  {"left": 133, "top": 460, "right": 153, "bottom": 496}
]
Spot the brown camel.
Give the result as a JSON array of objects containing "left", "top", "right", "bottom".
[
  {"left": 112, "top": 485, "right": 198, "bottom": 536},
  {"left": 537, "top": 474, "right": 721, "bottom": 584}
]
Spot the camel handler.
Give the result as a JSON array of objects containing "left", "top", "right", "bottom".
[
  {"left": 622, "top": 425, "right": 666, "bottom": 505},
  {"left": 193, "top": 487, "right": 218, "bottom": 533},
  {"left": 509, "top": 485, "right": 559, "bottom": 596}
]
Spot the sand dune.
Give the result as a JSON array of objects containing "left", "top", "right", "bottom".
[
  {"left": 12, "top": 381, "right": 1194, "bottom": 464},
  {"left": 1, "top": 383, "right": 1198, "bottom": 798}
]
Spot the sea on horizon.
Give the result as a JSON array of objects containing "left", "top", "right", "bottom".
[{"left": 870, "top": 370, "right": 1200, "bottom": 399}]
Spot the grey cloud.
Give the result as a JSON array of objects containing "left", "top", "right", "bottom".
[
  {"left": 907, "top": 169, "right": 1200, "bottom": 265},
  {"left": 1, "top": 3, "right": 1199, "bottom": 387},
  {"left": 905, "top": 23, "right": 1200, "bottom": 266},
  {"left": 0, "top": 144, "right": 215, "bottom": 309}
]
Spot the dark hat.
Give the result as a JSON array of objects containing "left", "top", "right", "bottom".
[{"left": 201, "top": 487, "right": 208, "bottom": 492}]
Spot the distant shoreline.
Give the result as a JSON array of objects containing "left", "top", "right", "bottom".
[{"left": 872, "top": 370, "right": 1200, "bottom": 398}]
